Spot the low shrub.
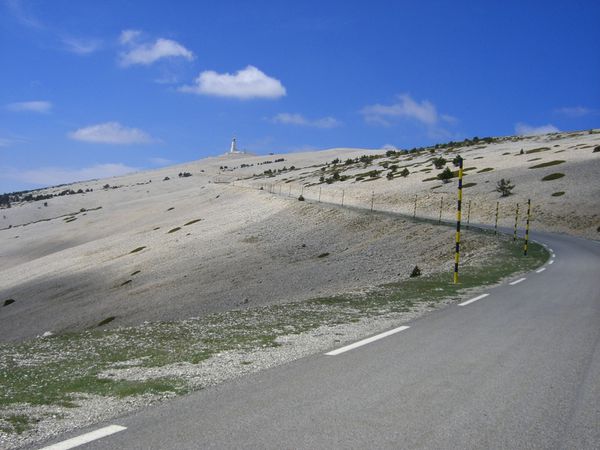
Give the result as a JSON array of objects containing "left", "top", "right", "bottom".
[
  {"left": 541, "top": 173, "right": 565, "bottom": 181},
  {"left": 410, "top": 266, "right": 421, "bottom": 277},
  {"left": 528, "top": 160, "right": 565, "bottom": 169},
  {"left": 551, "top": 191, "right": 565, "bottom": 197}
]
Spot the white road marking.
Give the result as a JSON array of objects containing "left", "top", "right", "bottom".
[
  {"left": 459, "top": 293, "right": 489, "bottom": 306},
  {"left": 509, "top": 278, "right": 526, "bottom": 286},
  {"left": 536, "top": 267, "right": 546, "bottom": 273},
  {"left": 548, "top": 248, "right": 553, "bottom": 252},
  {"left": 325, "top": 326, "right": 410, "bottom": 356},
  {"left": 39, "top": 425, "right": 127, "bottom": 450},
  {"left": 549, "top": 260, "right": 554, "bottom": 265}
]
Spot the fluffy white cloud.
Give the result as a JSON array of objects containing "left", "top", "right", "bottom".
[
  {"left": 7, "top": 163, "right": 139, "bottom": 187},
  {"left": 361, "top": 94, "right": 440, "bottom": 126},
  {"left": 6, "top": 100, "right": 52, "bottom": 113},
  {"left": 515, "top": 123, "right": 560, "bottom": 136},
  {"left": 272, "top": 113, "right": 341, "bottom": 128},
  {"left": 119, "top": 29, "right": 194, "bottom": 66},
  {"left": 180, "top": 65, "right": 286, "bottom": 99},
  {"left": 554, "top": 106, "right": 593, "bottom": 118},
  {"left": 68, "top": 122, "right": 155, "bottom": 144}
]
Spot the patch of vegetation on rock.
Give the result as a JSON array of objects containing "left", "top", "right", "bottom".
[
  {"left": 528, "top": 160, "right": 565, "bottom": 169},
  {"left": 477, "top": 167, "right": 494, "bottom": 173},
  {"left": 184, "top": 219, "right": 202, "bottom": 226},
  {"left": 317, "top": 252, "right": 330, "bottom": 258},
  {"left": 3, "top": 299, "right": 16, "bottom": 307},
  {"left": 551, "top": 191, "right": 565, "bottom": 197},
  {"left": 541, "top": 173, "right": 565, "bottom": 181},
  {"left": 168, "top": 227, "right": 182, "bottom": 233},
  {"left": 129, "top": 246, "right": 146, "bottom": 254},
  {"left": 463, "top": 182, "right": 477, "bottom": 188},
  {"left": 97, "top": 317, "right": 116, "bottom": 327}
]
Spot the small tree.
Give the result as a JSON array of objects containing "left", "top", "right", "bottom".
[
  {"left": 496, "top": 178, "right": 515, "bottom": 197},
  {"left": 386, "top": 171, "right": 394, "bottom": 180},
  {"left": 433, "top": 157, "right": 447, "bottom": 169},
  {"left": 452, "top": 155, "right": 463, "bottom": 167},
  {"left": 410, "top": 265, "right": 421, "bottom": 277},
  {"left": 437, "top": 167, "right": 454, "bottom": 183},
  {"left": 400, "top": 168, "right": 410, "bottom": 177}
]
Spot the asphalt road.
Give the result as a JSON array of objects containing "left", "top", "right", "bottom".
[{"left": 36, "top": 230, "right": 600, "bottom": 449}]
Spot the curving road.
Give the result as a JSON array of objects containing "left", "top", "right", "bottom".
[{"left": 35, "top": 230, "right": 600, "bottom": 449}]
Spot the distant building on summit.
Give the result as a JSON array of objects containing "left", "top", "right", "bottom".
[{"left": 229, "top": 137, "right": 244, "bottom": 154}]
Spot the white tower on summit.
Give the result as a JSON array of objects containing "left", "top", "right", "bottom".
[{"left": 229, "top": 137, "right": 238, "bottom": 154}]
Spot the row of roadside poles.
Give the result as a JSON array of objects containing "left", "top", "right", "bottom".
[
  {"left": 249, "top": 159, "right": 532, "bottom": 285},
  {"left": 453, "top": 157, "right": 532, "bottom": 284}
]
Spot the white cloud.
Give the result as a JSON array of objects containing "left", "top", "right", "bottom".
[
  {"left": 119, "top": 29, "right": 194, "bottom": 66},
  {"left": 515, "top": 123, "right": 560, "bottom": 136},
  {"left": 68, "top": 122, "right": 155, "bottom": 144},
  {"left": 554, "top": 106, "right": 593, "bottom": 118},
  {"left": 62, "top": 37, "right": 102, "bottom": 55},
  {"left": 180, "top": 65, "right": 286, "bottom": 99},
  {"left": 119, "top": 29, "right": 142, "bottom": 45},
  {"left": 6, "top": 163, "right": 139, "bottom": 187},
  {"left": 6, "top": 100, "right": 52, "bottom": 113},
  {"left": 361, "top": 94, "right": 439, "bottom": 126},
  {"left": 272, "top": 113, "right": 341, "bottom": 128}
]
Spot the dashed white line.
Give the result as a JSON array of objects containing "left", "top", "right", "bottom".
[
  {"left": 325, "top": 326, "right": 410, "bottom": 356},
  {"left": 39, "top": 425, "right": 127, "bottom": 450},
  {"left": 536, "top": 267, "right": 546, "bottom": 273},
  {"left": 509, "top": 278, "right": 526, "bottom": 286},
  {"left": 549, "top": 260, "right": 554, "bottom": 265},
  {"left": 459, "top": 293, "right": 489, "bottom": 306}
]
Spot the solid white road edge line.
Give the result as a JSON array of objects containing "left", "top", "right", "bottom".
[
  {"left": 509, "top": 278, "right": 526, "bottom": 286},
  {"left": 39, "top": 425, "right": 127, "bottom": 450},
  {"left": 536, "top": 267, "right": 546, "bottom": 273},
  {"left": 458, "top": 293, "right": 489, "bottom": 306},
  {"left": 549, "top": 260, "right": 554, "bottom": 265},
  {"left": 325, "top": 326, "right": 410, "bottom": 356}
]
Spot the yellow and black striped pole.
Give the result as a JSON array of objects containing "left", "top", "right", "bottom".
[
  {"left": 413, "top": 194, "right": 417, "bottom": 218},
  {"left": 513, "top": 203, "right": 519, "bottom": 241},
  {"left": 524, "top": 199, "right": 531, "bottom": 255},
  {"left": 454, "top": 157, "right": 464, "bottom": 284},
  {"left": 494, "top": 201, "right": 499, "bottom": 235}
]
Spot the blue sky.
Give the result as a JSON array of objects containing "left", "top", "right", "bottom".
[{"left": 1, "top": 0, "right": 599, "bottom": 192}]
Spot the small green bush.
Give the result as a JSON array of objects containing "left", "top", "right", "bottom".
[
  {"left": 496, "top": 178, "right": 515, "bottom": 197},
  {"left": 551, "top": 191, "right": 565, "bottom": 197},
  {"left": 541, "top": 173, "right": 565, "bottom": 181},
  {"left": 433, "top": 157, "right": 447, "bottom": 169},
  {"left": 298, "top": 195, "right": 305, "bottom": 201},
  {"left": 3, "top": 299, "right": 15, "bottom": 307},
  {"left": 528, "top": 160, "right": 565, "bottom": 169},
  {"left": 318, "top": 252, "right": 330, "bottom": 258},
  {"left": 592, "top": 146, "right": 600, "bottom": 153},
  {"left": 437, "top": 167, "right": 454, "bottom": 183},
  {"left": 410, "top": 266, "right": 421, "bottom": 277}
]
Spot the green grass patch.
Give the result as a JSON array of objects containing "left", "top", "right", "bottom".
[
  {"left": 130, "top": 270, "right": 141, "bottom": 276},
  {"left": 0, "top": 414, "right": 34, "bottom": 434},
  {"left": 317, "top": 252, "right": 330, "bottom": 258},
  {"left": 526, "top": 147, "right": 551, "bottom": 154},
  {"left": 129, "top": 246, "right": 146, "bottom": 254},
  {"left": 551, "top": 191, "right": 565, "bottom": 197},
  {"left": 422, "top": 176, "right": 437, "bottom": 182},
  {"left": 184, "top": 219, "right": 202, "bottom": 226},
  {"left": 120, "top": 280, "right": 132, "bottom": 286},
  {"left": 528, "top": 160, "right": 565, "bottom": 169},
  {"left": 477, "top": 167, "right": 494, "bottom": 173},
  {"left": 541, "top": 173, "right": 565, "bottom": 181},
  {"left": 168, "top": 227, "right": 181, "bottom": 234}
]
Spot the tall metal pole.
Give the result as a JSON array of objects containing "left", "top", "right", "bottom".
[
  {"left": 524, "top": 199, "right": 531, "bottom": 255},
  {"left": 513, "top": 203, "right": 519, "bottom": 241},
  {"left": 413, "top": 194, "right": 417, "bottom": 219},
  {"left": 494, "top": 201, "right": 499, "bottom": 235},
  {"left": 454, "top": 157, "right": 464, "bottom": 284}
]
